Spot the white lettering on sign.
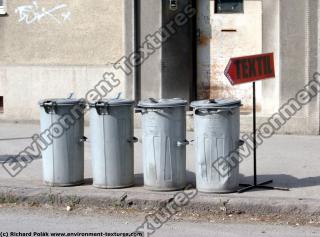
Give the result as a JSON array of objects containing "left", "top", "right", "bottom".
[{"left": 15, "top": 1, "right": 71, "bottom": 24}]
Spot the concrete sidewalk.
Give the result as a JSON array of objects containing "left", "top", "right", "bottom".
[{"left": 0, "top": 122, "right": 320, "bottom": 217}]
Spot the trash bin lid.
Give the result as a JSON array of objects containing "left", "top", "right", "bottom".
[
  {"left": 39, "top": 98, "right": 85, "bottom": 106},
  {"left": 190, "top": 98, "right": 241, "bottom": 109},
  {"left": 89, "top": 98, "right": 135, "bottom": 107},
  {"left": 138, "top": 98, "right": 188, "bottom": 108}
]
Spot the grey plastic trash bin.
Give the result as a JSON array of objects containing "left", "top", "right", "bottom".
[
  {"left": 89, "top": 99, "right": 137, "bottom": 189},
  {"left": 39, "top": 99, "right": 86, "bottom": 187},
  {"left": 191, "top": 99, "right": 242, "bottom": 193},
  {"left": 137, "top": 98, "right": 189, "bottom": 191}
]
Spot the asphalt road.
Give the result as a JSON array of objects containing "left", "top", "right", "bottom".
[{"left": 0, "top": 206, "right": 319, "bottom": 237}]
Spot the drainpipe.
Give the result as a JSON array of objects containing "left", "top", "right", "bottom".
[{"left": 134, "top": 0, "right": 141, "bottom": 102}]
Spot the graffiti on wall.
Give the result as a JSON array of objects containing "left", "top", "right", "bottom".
[{"left": 15, "top": 1, "right": 71, "bottom": 24}]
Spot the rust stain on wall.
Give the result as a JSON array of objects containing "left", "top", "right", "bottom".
[
  {"left": 207, "top": 64, "right": 261, "bottom": 112},
  {"left": 198, "top": 33, "right": 210, "bottom": 46}
]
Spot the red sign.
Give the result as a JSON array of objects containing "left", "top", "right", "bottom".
[{"left": 224, "top": 53, "right": 275, "bottom": 85}]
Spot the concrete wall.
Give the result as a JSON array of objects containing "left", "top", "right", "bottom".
[
  {"left": 257, "top": 0, "right": 320, "bottom": 135},
  {"left": 197, "top": 0, "right": 262, "bottom": 111},
  {"left": 261, "top": 0, "right": 280, "bottom": 115},
  {"left": 0, "top": 0, "right": 123, "bottom": 65},
  {"left": 0, "top": 66, "right": 124, "bottom": 121},
  {"left": 0, "top": 0, "right": 125, "bottom": 121},
  {"left": 1, "top": 0, "right": 320, "bottom": 135},
  {"left": 196, "top": 0, "right": 320, "bottom": 135},
  {"left": 277, "top": 0, "right": 320, "bottom": 134}
]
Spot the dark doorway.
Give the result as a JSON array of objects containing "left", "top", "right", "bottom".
[{"left": 134, "top": 0, "right": 197, "bottom": 102}]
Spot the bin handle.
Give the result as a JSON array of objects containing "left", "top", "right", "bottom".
[
  {"left": 218, "top": 109, "right": 234, "bottom": 115},
  {"left": 135, "top": 107, "right": 146, "bottom": 113},
  {"left": 79, "top": 136, "right": 88, "bottom": 143},
  {"left": 209, "top": 99, "right": 218, "bottom": 104},
  {"left": 177, "top": 140, "right": 190, "bottom": 147},
  {"left": 195, "top": 108, "right": 234, "bottom": 115},
  {"left": 127, "top": 137, "right": 139, "bottom": 143},
  {"left": 148, "top": 98, "right": 159, "bottom": 103},
  {"left": 68, "top": 92, "right": 74, "bottom": 99},
  {"left": 95, "top": 101, "right": 110, "bottom": 115},
  {"left": 43, "top": 101, "right": 57, "bottom": 114}
]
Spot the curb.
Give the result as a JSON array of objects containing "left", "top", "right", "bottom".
[{"left": 0, "top": 186, "right": 320, "bottom": 218}]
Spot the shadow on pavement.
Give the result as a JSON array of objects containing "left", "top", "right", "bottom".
[{"left": 239, "top": 174, "right": 320, "bottom": 189}]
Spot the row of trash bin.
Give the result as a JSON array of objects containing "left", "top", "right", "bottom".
[{"left": 39, "top": 97, "right": 242, "bottom": 193}]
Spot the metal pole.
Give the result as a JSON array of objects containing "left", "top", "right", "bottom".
[
  {"left": 253, "top": 82, "right": 257, "bottom": 186},
  {"left": 239, "top": 81, "right": 288, "bottom": 192}
]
